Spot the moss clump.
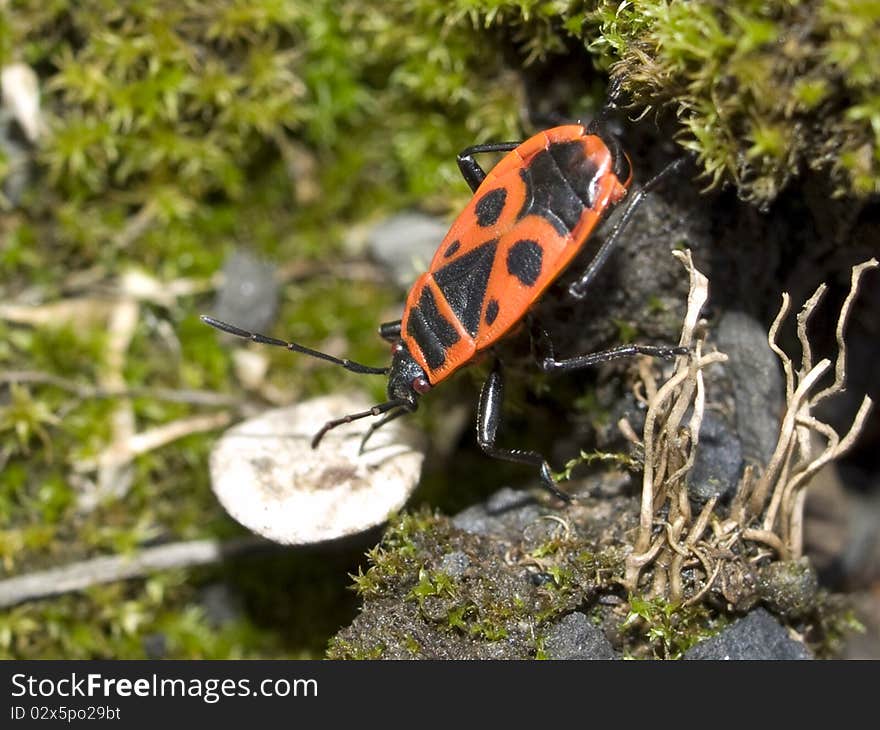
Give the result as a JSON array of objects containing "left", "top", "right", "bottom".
[
  {"left": 1, "top": 0, "right": 525, "bottom": 659},
  {"left": 757, "top": 558, "right": 820, "bottom": 619},
  {"left": 621, "top": 595, "right": 726, "bottom": 660},
  {"left": 590, "top": 0, "right": 880, "bottom": 204},
  {"left": 328, "top": 507, "right": 625, "bottom": 659},
  {"left": 411, "top": 1, "right": 880, "bottom": 204}
]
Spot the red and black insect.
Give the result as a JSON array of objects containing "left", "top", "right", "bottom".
[{"left": 203, "top": 120, "right": 685, "bottom": 502}]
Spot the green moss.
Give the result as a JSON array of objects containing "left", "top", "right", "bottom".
[
  {"left": 812, "top": 593, "right": 866, "bottom": 659},
  {"left": 612, "top": 317, "right": 637, "bottom": 344},
  {"left": 326, "top": 637, "right": 386, "bottom": 660},
  {"left": 589, "top": 0, "right": 880, "bottom": 203},
  {"left": 332, "top": 505, "right": 629, "bottom": 656},
  {"left": 621, "top": 594, "right": 725, "bottom": 660},
  {"left": 4, "top": 0, "right": 872, "bottom": 661},
  {"left": 552, "top": 449, "right": 638, "bottom": 483},
  {"left": 0, "top": 0, "right": 527, "bottom": 659}
]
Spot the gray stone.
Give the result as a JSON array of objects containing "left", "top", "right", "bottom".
[
  {"left": 212, "top": 249, "right": 278, "bottom": 336},
  {"left": 452, "top": 487, "right": 541, "bottom": 539},
  {"left": 142, "top": 633, "right": 167, "bottom": 659},
  {"left": 688, "top": 410, "right": 744, "bottom": 501},
  {"left": 543, "top": 612, "right": 617, "bottom": 660},
  {"left": 684, "top": 608, "right": 812, "bottom": 660},
  {"left": 715, "top": 311, "right": 784, "bottom": 466},
  {"left": 200, "top": 583, "right": 242, "bottom": 627},
  {"left": 438, "top": 551, "right": 470, "bottom": 578},
  {"left": 0, "top": 110, "right": 33, "bottom": 206},
  {"left": 366, "top": 213, "right": 449, "bottom": 289}
]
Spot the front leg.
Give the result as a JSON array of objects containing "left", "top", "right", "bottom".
[
  {"left": 476, "top": 360, "right": 571, "bottom": 503},
  {"left": 457, "top": 141, "right": 521, "bottom": 193}
]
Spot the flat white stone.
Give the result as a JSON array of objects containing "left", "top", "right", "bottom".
[{"left": 210, "top": 393, "right": 425, "bottom": 544}]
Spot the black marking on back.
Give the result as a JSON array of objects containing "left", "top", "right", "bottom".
[
  {"left": 507, "top": 240, "right": 543, "bottom": 286},
  {"left": 517, "top": 140, "right": 599, "bottom": 235},
  {"left": 444, "top": 240, "right": 461, "bottom": 258},
  {"left": 485, "top": 298, "right": 499, "bottom": 326},
  {"left": 406, "top": 286, "right": 460, "bottom": 370},
  {"left": 474, "top": 188, "right": 507, "bottom": 227},
  {"left": 433, "top": 238, "right": 499, "bottom": 336}
]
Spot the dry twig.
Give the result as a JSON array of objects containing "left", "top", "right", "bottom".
[{"left": 0, "top": 537, "right": 271, "bottom": 609}]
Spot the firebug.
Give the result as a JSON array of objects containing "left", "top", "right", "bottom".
[{"left": 203, "top": 116, "right": 686, "bottom": 501}]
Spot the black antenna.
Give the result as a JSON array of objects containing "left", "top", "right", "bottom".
[
  {"left": 311, "top": 399, "right": 408, "bottom": 448},
  {"left": 201, "top": 315, "right": 389, "bottom": 375}
]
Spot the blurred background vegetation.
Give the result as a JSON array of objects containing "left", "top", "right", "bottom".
[{"left": 0, "top": 0, "right": 877, "bottom": 658}]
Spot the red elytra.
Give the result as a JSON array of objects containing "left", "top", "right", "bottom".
[
  {"left": 202, "top": 121, "right": 685, "bottom": 502},
  {"left": 401, "top": 125, "right": 632, "bottom": 386}
]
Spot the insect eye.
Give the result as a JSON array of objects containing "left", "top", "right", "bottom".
[
  {"left": 411, "top": 376, "right": 431, "bottom": 395},
  {"left": 391, "top": 342, "right": 404, "bottom": 355}
]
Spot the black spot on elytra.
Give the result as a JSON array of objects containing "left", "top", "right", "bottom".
[
  {"left": 474, "top": 188, "right": 507, "bottom": 227},
  {"left": 517, "top": 141, "right": 599, "bottom": 235},
  {"left": 406, "top": 286, "right": 460, "bottom": 370},
  {"left": 485, "top": 298, "right": 499, "bottom": 326},
  {"left": 507, "top": 240, "right": 543, "bottom": 286},
  {"left": 444, "top": 240, "right": 461, "bottom": 258},
  {"left": 433, "top": 239, "right": 498, "bottom": 336}
]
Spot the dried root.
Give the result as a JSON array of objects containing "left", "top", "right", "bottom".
[
  {"left": 622, "top": 252, "right": 877, "bottom": 608},
  {"left": 623, "top": 250, "right": 727, "bottom": 600},
  {"left": 742, "top": 259, "right": 876, "bottom": 558}
]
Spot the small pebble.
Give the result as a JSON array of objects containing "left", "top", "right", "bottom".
[
  {"left": 543, "top": 612, "right": 617, "bottom": 660},
  {"left": 684, "top": 608, "right": 811, "bottom": 660},
  {"left": 1, "top": 63, "right": 43, "bottom": 141},
  {"left": 367, "top": 213, "right": 450, "bottom": 289},
  {"left": 688, "top": 410, "right": 744, "bottom": 502},
  {"left": 715, "top": 311, "right": 784, "bottom": 466},
  {"left": 212, "top": 250, "right": 278, "bottom": 336}
]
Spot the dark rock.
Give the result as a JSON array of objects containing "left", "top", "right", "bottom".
[
  {"left": 593, "top": 392, "right": 647, "bottom": 453},
  {"left": 367, "top": 212, "right": 449, "bottom": 289},
  {"left": 684, "top": 608, "right": 811, "bottom": 660},
  {"left": 212, "top": 250, "right": 278, "bottom": 335},
  {"left": 199, "top": 583, "right": 242, "bottom": 628},
  {"left": 715, "top": 311, "right": 784, "bottom": 466},
  {"left": 757, "top": 558, "right": 820, "bottom": 618},
  {"left": 529, "top": 571, "right": 556, "bottom": 587},
  {"left": 688, "top": 410, "right": 744, "bottom": 502},
  {"left": 142, "top": 633, "right": 167, "bottom": 659},
  {"left": 839, "top": 491, "right": 880, "bottom": 588},
  {"left": 0, "top": 121, "right": 32, "bottom": 206},
  {"left": 543, "top": 612, "right": 617, "bottom": 660},
  {"left": 452, "top": 487, "right": 542, "bottom": 540}
]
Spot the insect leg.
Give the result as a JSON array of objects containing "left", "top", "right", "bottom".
[
  {"left": 538, "top": 343, "right": 687, "bottom": 374},
  {"left": 358, "top": 406, "right": 409, "bottom": 454},
  {"left": 567, "top": 156, "right": 689, "bottom": 300},
  {"left": 311, "top": 398, "right": 410, "bottom": 449},
  {"left": 527, "top": 315, "right": 556, "bottom": 364},
  {"left": 585, "top": 77, "right": 625, "bottom": 132},
  {"left": 457, "top": 141, "right": 521, "bottom": 193},
  {"left": 378, "top": 320, "right": 401, "bottom": 342},
  {"left": 476, "top": 360, "right": 572, "bottom": 503}
]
